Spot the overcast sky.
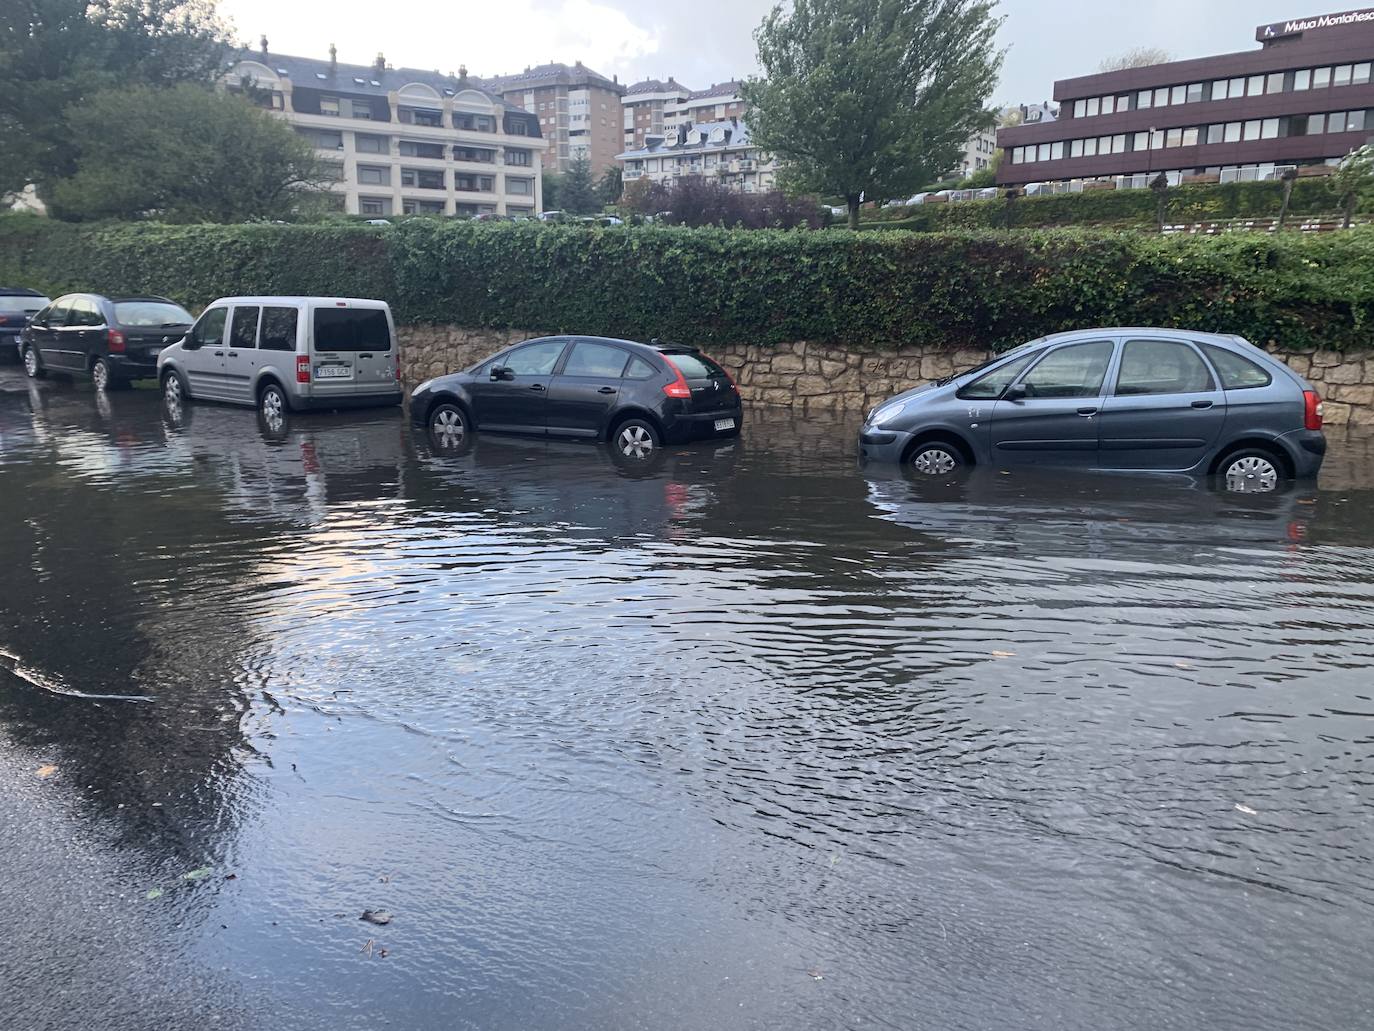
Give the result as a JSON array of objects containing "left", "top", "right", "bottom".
[{"left": 218, "top": 0, "right": 1316, "bottom": 103}]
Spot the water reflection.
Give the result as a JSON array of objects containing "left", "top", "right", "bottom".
[{"left": 2, "top": 373, "right": 1374, "bottom": 1031}]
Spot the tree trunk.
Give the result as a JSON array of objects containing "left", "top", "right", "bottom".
[
  {"left": 847, "top": 195, "right": 860, "bottom": 230},
  {"left": 1345, "top": 194, "right": 1356, "bottom": 229},
  {"left": 1278, "top": 178, "right": 1294, "bottom": 228}
]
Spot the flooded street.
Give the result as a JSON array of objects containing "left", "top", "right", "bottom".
[{"left": 3, "top": 367, "right": 1374, "bottom": 1031}]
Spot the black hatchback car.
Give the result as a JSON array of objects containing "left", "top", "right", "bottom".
[
  {"left": 22, "top": 293, "right": 194, "bottom": 390},
  {"left": 1, "top": 288, "right": 50, "bottom": 360},
  {"left": 409, "top": 335, "right": 742, "bottom": 456}
]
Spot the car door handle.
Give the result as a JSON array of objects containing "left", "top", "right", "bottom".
[
  {"left": 359, "top": 353, "right": 373, "bottom": 359},
  {"left": 214, "top": 350, "right": 224, "bottom": 357},
  {"left": 530, "top": 383, "right": 546, "bottom": 391},
  {"left": 597, "top": 386, "right": 616, "bottom": 394},
  {"left": 1191, "top": 400, "right": 1214, "bottom": 409},
  {"left": 1077, "top": 406, "right": 1098, "bottom": 416},
  {"left": 227, "top": 351, "right": 238, "bottom": 358}
]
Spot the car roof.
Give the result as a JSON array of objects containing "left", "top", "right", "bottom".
[
  {"left": 111, "top": 295, "right": 182, "bottom": 305},
  {"left": 204, "top": 296, "right": 391, "bottom": 307},
  {"left": 1037, "top": 327, "right": 1250, "bottom": 347}
]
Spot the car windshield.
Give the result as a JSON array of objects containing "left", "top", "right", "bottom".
[
  {"left": 938, "top": 339, "right": 1044, "bottom": 385},
  {"left": 114, "top": 301, "right": 193, "bottom": 327}
]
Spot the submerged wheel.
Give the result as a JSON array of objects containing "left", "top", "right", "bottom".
[
  {"left": 1221, "top": 449, "right": 1281, "bottom": 493},
  {"left": 259, "top": 382, "right": 288, "bottom": 430},
  {"left": 162, "top": 369, "right": 185, "bottom": 405},
  {"left": 614, "top": 418, "right": 659, "bottom": 459},
  {"left": 909, "top": 442, "right": 963, "bottom": 475},
  {"left": 428, "top": 401, "right": 468, "bottom": 449}
]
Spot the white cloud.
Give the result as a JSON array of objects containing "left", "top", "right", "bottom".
[{"left": 219, "top": 0, "right": 660, "bottom": 82}]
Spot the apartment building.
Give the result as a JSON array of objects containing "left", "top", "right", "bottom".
[
  {"left": 997, "top": 8, "right": 1374, "bottom": 187},
  {"left": 617, "top": 119, "right": 779, "bottom": 193},
  {"left": 957, "top": 128, "right": 999, "bottom": 176},
  {"left": 622, "top": 78, "right": 692, "bottom": 150},
  {"left": 664, "top": 81, "right": 749, "bottom": 131},
  {"left": 482, "top": 62, "right": 625, "bottom": 175},
  {"left": 226, "top": 45, "right": 544, "bottom": 217}
]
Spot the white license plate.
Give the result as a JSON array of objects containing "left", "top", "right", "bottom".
[
  {"left": 316, "top": 364, "right": 352, "bottom": 379},
  {"left": 714, "top": 418, "right": 735, "bottom": 431}
]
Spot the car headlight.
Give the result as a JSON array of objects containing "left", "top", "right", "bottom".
[
  {"left": 413, "top": 378, "right": 434, "bottom": 395},
  {"left": 869, "top": 400, "right": 908, "bottom": 428}
]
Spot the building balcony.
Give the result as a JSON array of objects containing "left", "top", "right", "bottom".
[{"left": 623, "top": 169, "right": 643, "bottom": 180}]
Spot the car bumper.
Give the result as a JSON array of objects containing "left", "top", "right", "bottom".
[
  {"left": 294, "top": 390, "right": 402, "bottom": 412},
  {"left": 662, "top": 407, "right": 743, "bottom": 443},
  {"left": 1278, "top": 429, "right": 1327, "bottom": 478},
  {"left": 109, "top": 355, "right": 160, "bottom": 379},
  {"left": 858, "top": 426, "right": 911, "bottom": 463}
]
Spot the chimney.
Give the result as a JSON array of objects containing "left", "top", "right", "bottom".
[
  {"left": 374, "top": 52, "right": 385, "bottom": 76},
  {"left": 458, "top": 64, "right": 469, "bottom": 86},
  {"left": 259, "top": 34, "right": 268, "bottom": 56},
  {"left": 328, "top": 43, "right": 337, "bottom": 76}
]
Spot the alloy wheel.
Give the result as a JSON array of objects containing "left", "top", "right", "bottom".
[
  {"left": 912, "top": 447, "right": 957, "bottom": 475},
  {"left": 163, "top": 374, "right": 182, "bottom": 404},
  {"left": 617, "top": 424, "right": 654, "bottom": 459},
  {"left": 92, "top": 359, "right": 109, "bottom": 392},
  {"left": 431, "top": 407, "right": 466, "bottom": 447},
  {"left": 1224, "top": 455, "right": 1278, "bottom": 493},
  {"left": 23, "top": 347, "right": 38, "bottom": 377},
  {"left": 260, "top": 387, "right": 285, "bottom": 431}
]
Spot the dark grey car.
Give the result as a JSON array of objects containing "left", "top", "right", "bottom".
[{"left": 858, "top": 329, "right": 1326, "bottom": 490}]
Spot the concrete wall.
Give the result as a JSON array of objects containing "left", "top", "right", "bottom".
[{"left": 396, "top": 325, "right": 1374, "bottom": 426}]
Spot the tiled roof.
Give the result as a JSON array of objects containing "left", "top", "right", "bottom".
[
  {"left": 235, "top": 49, "right": 502, "bottom": 103},
  {"left": 616, "top": 118, "right": 755, "bottom": 160},
  {"left": 685, "top": 80, "right": 744, "bottom": 101},
  {"left": 481, "top": 61, "right": 624, "bottom": 95},
  {"left": 626, "top": 78, "right": 692, "bottom": 96}
]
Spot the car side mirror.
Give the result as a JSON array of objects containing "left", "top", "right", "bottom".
[
  {"left": 490, "top": 366, "right": 515, "bottom": 381},
  {"left": 1004, "top": 384, "right": 1027, "bottom": 401}
]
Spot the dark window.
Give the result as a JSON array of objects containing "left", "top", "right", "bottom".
[
  {"left": 45, "top": 300, "right": 74, "bottom": 328},
  {"left": 313, "top": 308, "right": 391, "bottom": 352},
  {"left": 113, "top": 301, "right": 192, "bottom": 327},
  {"left": 356, "top": 133, "right": 388, "bottom": 154},
  {"left": 625, "top": 356, "right": 658, "bottom": 379},
  {"left": 1019, "top": 341, "right": 1114, "bottom": 399},
  {"left": 229, "top": 306, "right": 260, "bottom": 350},
  {"left": 958, "top": 351, "right": 1039, "bottom": 399},
  {"left": 191, "top": 308, "right": 227, "bottom": 348},
  {"left": 563, "top": 342, "right": 628, "bottom": 377},
  {"left": 503, "top": 340, "right": 566, "bottom": 375},
  {"left": 1115, "top": 339, "right": 1214, "bottom": 395},
  {"left": 69, "top": 298, "right": 103, "bottom": 327},
  {"left": 662, "top": 351, "right": 725, "bottom": 379},
  {"left": 1201, "top": 343, "right": 1273, "bottom": 389},
  {"left": 260, "top": 307, "right": 298, "bottom": 351},
  {"left": 0, "top": 295, "right": 47, "bottom": 316}
]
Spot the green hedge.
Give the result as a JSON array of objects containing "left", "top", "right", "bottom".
[
  {"left": 862, "top": 178, "right": 1358, "bottom": 231},
  {"left": 3, "top": 215, "right": 1373, "bottom": 352}
]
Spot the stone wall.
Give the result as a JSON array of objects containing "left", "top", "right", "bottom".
[{"left": 396, "top": 324, "right": 1374, "bottom": 426}]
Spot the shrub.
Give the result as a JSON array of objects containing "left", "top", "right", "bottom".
[{"left": 2, "top": 215, "right": 1372, "bottom": 353}]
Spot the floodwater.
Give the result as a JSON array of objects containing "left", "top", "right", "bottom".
[{"left": 2, "top": 367, "right": 1374, "bottom": 1031}]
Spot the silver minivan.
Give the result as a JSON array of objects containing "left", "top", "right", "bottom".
[{"left": 157, "top": 296, "right": 402, "bottom": 421}]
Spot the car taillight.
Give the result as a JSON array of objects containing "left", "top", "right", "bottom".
[
  {"left": 296, "top": 355, "right": 311, "bottom": 383},
  {"left": 662, "top": 359, "right": 692, "bottom": 399},
  {"left": 1304, "top": 390, "right": 1323, "bottom": 430},
  {"left": 107, "top": 329, "right": 126, "bottom": 353}
]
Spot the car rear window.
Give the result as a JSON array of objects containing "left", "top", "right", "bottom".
[
  {"left": 313, "top": 307, "right": 391, "bottom": 352},
  {"left": 0, "top": 296, "right": 48, "bottom": 315},
  {"left": 1201, "top": 343, "right": 1273, "bottom": 390},
  {"left": 114, "top": 301, "right": 193, "bottom": 327},
  {"left": 662, "top": 351, "right": 724, "bottom": 379}
]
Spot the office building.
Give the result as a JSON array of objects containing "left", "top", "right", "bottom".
[
  {"left": 997, "top": 9, "right": 1374, "bottom": 187},
  {"left": 483, "top": 62, "right": 625, "bottom": 175},
  {"left": 226, "top": 44, "right": 544, "bottom": 217}
]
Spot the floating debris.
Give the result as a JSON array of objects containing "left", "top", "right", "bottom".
[{"left": 360, "top": 909, "right": 393, "bottom": 926}]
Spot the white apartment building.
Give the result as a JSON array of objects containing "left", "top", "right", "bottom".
[
  {"left": 663, "top": 81, "right": 749, "bottom": 132},
  {"left": 957, "top": 128, "right": 1000, "bottom": 176},
  {"left": 226, "top": 45, "right": 545, "bottom": 217},
  {"left": 617, "top": 119, "right": 779, "bottom": 193}
]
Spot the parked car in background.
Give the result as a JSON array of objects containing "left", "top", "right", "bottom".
[
  {"left": 537, "top": 210, "right": 568, "bottom": 223},
  {"left": 21, "top": 293, "right": 192, "bottom": 389},
  {"left": 158, "top": 296, "right": 402, "bottom": 421},
  {"left": 0, "top": 288, "right": 50, "bottom": 360},
  {"left": 410, "top": 335, "right": 742, "bottom": 458},
  {"left": 859, "top": 329, "right": 1325, "bottom": 491}
]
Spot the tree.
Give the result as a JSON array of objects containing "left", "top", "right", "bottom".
[
  {"left": 542, "top": 171, "right": 562, "bottom": 211},
  {"left": 596, "top": 166, "right": 624, "bottom": 206},
  {"left": 1277, "top": 165, "right": 1299, "bottom": 228},
  {"left": 1098, "top": 47, "right": 1172, "bottom": 72},
  {"left": 0, "top": 0, "right": 230, "bottom": 199},
  {"left": 1330, "top": 145, "right": 1374, "bottom": 228},
  {"left": 742, "top": 0, "right": 1003, "bottom": 228},
  {"left": 45, "top": 85, "right": 330, "bottom": 222},
  {"left": 560, "top": 156, "right": 599, "bottom": 214},
  {"left": 1149, "top": 171, "right": 1171, "bottom": 232}
]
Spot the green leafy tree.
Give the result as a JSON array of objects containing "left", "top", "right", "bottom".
[
  {"left": 0, "top": 0, "right": 230, "bottom": 199},
  {"left": 596, "top": 166, "right": 624, "bottom": 206},
  {"left": 46, "top": 85, "right": 330, "bottom": 222},
  {"left": 560, "top": 156, "right": 599, "bottom": 214},
  {"left": 542, "top": 171, "right": 562, "bottom": 211},
  {"left": 742, "top": 0, "right": 1003, "bottom": 228},
  {"left": 1330, "top": 145, "right": 1374, "bottom": 228}
]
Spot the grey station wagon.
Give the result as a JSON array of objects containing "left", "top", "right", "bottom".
[{"left": 859, "top": 329, "right": 1326, "bottom": 490}]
